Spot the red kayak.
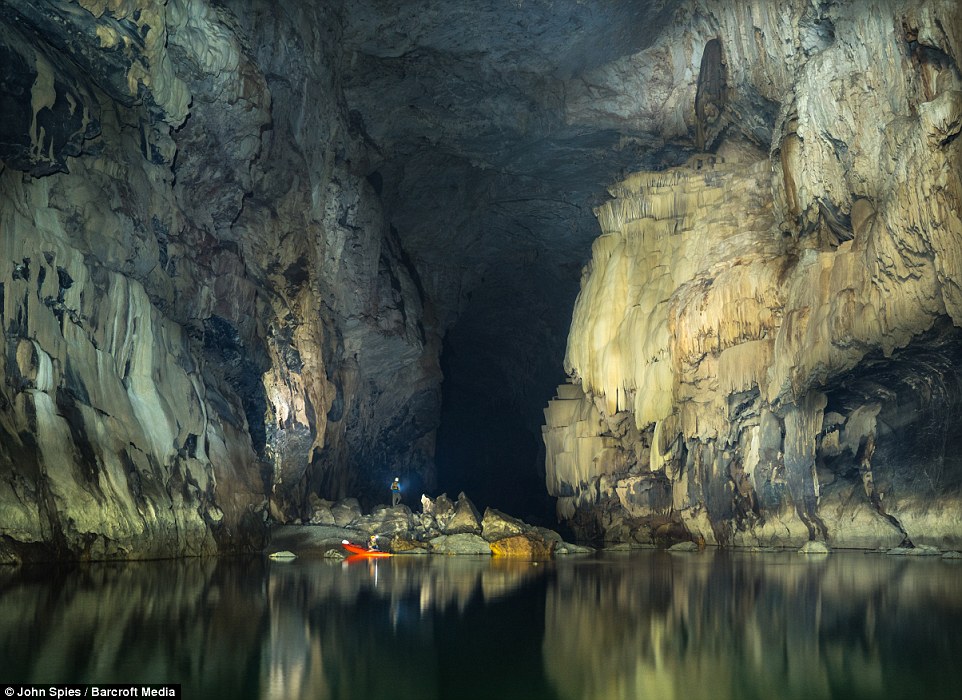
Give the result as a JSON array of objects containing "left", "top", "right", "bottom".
[{"left": 341, "top": 541, "right": 393, "bottom": 558}]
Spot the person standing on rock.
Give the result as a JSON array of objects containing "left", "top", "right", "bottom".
[{"left": 391, "top": 477, "right": 401, "bottom": 506}]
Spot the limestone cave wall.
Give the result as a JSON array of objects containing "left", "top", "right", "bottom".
[
  {"left": 0, "top": 0, "right": 440, "bottom": 561},
  {"left": 545, "top": 0, "right": 962, "bottom": 548}
]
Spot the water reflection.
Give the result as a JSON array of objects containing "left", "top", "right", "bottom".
[
  {"left": 1, "top": 551, "right": 960, "bottom": 699},
  {"left": 545, "top": 551, "right": 962, "bottom": 700},
  {"left": 0, "top": 559, "right": 266, "bottom": 697},
  {"left": 261, "top": 556, "right": 546, "bottom": 700}
]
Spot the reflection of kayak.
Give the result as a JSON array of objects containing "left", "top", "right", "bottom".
[{"left": 342, "top": 541, "right": 393, "bottom": 558}]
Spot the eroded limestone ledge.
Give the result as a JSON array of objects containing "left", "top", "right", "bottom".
[{"left": 547, "top": 0, "right": 962, "bottom": 548}]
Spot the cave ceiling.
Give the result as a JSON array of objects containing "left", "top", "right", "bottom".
[{"left": 336, "top": 0, "right": 694, "bottom": 437}]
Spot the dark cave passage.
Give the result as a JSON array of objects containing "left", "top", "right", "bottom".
[{"left": 434, "top": 347, "right": 557, "bottom": 522}]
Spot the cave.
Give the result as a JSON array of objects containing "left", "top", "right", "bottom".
[{"left": 1, "top": 0, "right": 962, "bottom": 563}]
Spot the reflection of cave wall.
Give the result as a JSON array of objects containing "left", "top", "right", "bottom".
[
  {"left": 0, "top": 559, "right": 268, "bottom": 692},
  {"left": 544, "top": 552, "right": 962, "bottom": 700}
]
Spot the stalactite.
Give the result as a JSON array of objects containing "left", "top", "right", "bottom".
[{"left": 547, "top": 0, "right": 962, "bottom": 549}]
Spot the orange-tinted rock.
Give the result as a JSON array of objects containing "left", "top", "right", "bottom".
[{"left": 490, "top": 534, "right": 555, "bottom": 560}]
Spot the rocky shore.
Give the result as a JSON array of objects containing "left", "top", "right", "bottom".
[{"left": 269, "top": 493, "right": 591, "bottom": 559}]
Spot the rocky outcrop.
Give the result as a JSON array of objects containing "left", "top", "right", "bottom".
[
  {"left": 545, "top": 0, "right": 962, "bottom": 549},
  {"left": 490, "top": 533, "right": 555, "bottom": 560},
  {"left": 272, "top": 492, "right": 582, "bottom": 558},
  {"left": 0, "top": 0, "right": 441, "bottom": 560}
]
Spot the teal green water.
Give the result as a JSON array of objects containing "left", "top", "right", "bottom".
[{"left": 1, "top": 550, "right": 960, "bottom": 699}]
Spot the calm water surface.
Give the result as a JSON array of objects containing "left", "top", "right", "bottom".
[{"left": 1, "top": 550, "right": 960, "bottom": 699}]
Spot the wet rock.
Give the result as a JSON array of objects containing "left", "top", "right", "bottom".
[
  {"left": 0, "top": 0, "right": 443, "bottom": 560},
  {"left": 268, "top": 550, "right": 297, "bottom": 560},
  {"left": 798, "top": 541, "right": 831, "bottom": 555},
  {"left": 390, "top": 536, "right": 430, "bottom": 554},
  {"left": 531, "top": 526, "right": 564, "bottom": 548},
  {"left": 490, "top": 533, "right": 554, "bottom": 560},
  {"left": 411, "top": 512, "right": 441, "bottom": 540},
  {"left": 546, "top": 0, "right": 962, "bottom": 550},
  {"left": 886, "top": 545, "right": 942, "bottom": 557},
  {"left": 429, "top": 534, "right": 492, "bottom": 555},
  {"left": 556, "top": 542, "right": 594, "bottom": 555},
  {"left": 668, "top": 542, "right": 700, "bottom": 553},
  {"left": 481, "top": 508, "right": 527, "bottom": 542},
  {"left": 443, "top": 493, "right": 482, "bottom": 535},
  {"left": 4, "top": 0, "right": 956, "bottom": 560},
  {"left": 0, "top": 543, "right": 20, "bottom": 566}
]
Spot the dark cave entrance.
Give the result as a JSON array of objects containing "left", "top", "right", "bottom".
[{"left": 433, "top": 333, "right": 560, "bottom": 525}]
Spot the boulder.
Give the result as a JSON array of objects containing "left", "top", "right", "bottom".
[
  {"left": 490, "top": 533, "right": 554, "bottom": 560},
  {"left": 0, "top": 543, "right": 20, "bottom": 566},
  {"left": 330, "top": 499, "right": 362, "bottom": 528},
  {"left": 432, "top": 494, "right": 456, "bottom": 528},
  {"left": 355, "top": 505, "right": 413, "bottom": 536},
  {"left": 307, "top": 496, "right": 336, "bottom": 526},
  {"left": 531, "top": 526, "right": 564, "bottom": 547},
  {"left": 267, "top": 550, "right": 297, "bottom": 560},
  {"left": 412, "top": 512, "right": 441, "bottom": 541},
  {"left": 443, "top": 493, "right": 482, "bottom": 535},
  {"left": 798, "top": 541, "right": 831, "bottom": 555},
  {"left": 429, "top": 533, "right": 491, "bottom": 555},
  {"left": 481, "top": 508, "right": 526, "bottom": 541},
  {"left": 420, "top": 494, "right": 435, "bottom": 514},
  {"left": 886, "top": 544, "right": 941, "bottom": 556},
  {"left": 390, "top": 536, "right": 430, "bottom": 554},
  {"left": 556, "top": 542, "right": 594, "bottom": 555}
]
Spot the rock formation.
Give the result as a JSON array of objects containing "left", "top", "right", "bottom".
[
  {"left": 270, "top": 492, "right": 575, "bottom": 557},
  {"left": 3, "top": 0, "right": 961, "bottom": 560},
  {"left": 545, "top": 0, "right": 962, "bottom": 548},
  {"left": 0, "top": 0, "right": 440, "bottom": 560}
]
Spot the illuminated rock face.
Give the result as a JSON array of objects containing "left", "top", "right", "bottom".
[
  {"left": 3, "top": 0, "right": 961, "bottom": 560},
  {"left": 547, "top": 1, "right": 962, "bottom": 547},
  {"left": 0, "top": 0, "right": 440, "bottom": 560}
]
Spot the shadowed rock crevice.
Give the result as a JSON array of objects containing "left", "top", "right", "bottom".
[{"left": 820, "top": 321, "right": 962, "bottom": 544}]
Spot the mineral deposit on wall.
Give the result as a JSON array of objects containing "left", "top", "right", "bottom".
[
  {"left": 546, "top": 0, "right": 962, "bottom": 548},
  {"left": 0, "top": 0, "right": 440, "bottom": 561}
]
